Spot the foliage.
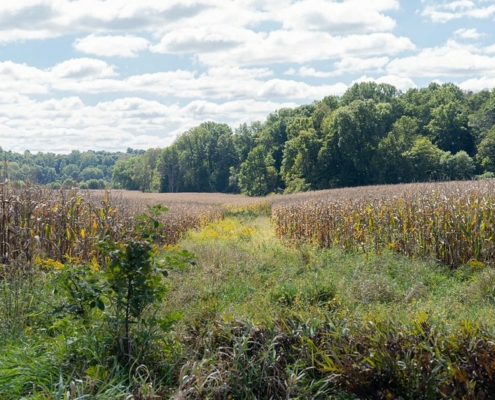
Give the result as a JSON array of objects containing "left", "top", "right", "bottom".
[
  {"left": 2, "top": 82, "right": 495, "bottom": 196},
  {"left": 0, "top": 148, "right": 119, "bottom": 188},
  {"left": 0, "top": 185, "right": 221, "bottom": 268},
  {"left": 5, "top": 186, "right": 495, "bottom": 397},
  {"left": 273, "top": 180, "right": 495, "bottom": 267},
  {"left": 51, "top": 204, "right": 195, "bottom": 368},
  {"left": 238, "top": 145, "right": 279, "bottom": 196},
  {"left": 168, "top": 210, "right": 495, "bottom": 398}
]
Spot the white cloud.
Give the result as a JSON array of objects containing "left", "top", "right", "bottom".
[
  {"left": 387, "top": 40, "right": 495, "bottom": 78},
  {"left": 256, "top": 79, "right": 347, "bottom": 98},
  {"left": 0, "top": 61, "right": 49, "bottom": 94},
  {"left": 178, "top": 31, "right": 414, "bottom": 66},
  {"left": 454, "top": 28, "right": 485, "bottom": 39},
  {"left": 283, "top": 57, "right": 389, "bottom": 78},
  {"left": 0, "top": 93, "right": 304, "bottom": 153},
  {"left": 458, "top": 76, "right": 495, "bottom": 92},
  {"left": 50, "top": 58, "right": 118, "bottom": 80},
  {"left": 485, "top": 43, "right": 495, "bottom": 53},
  {"left": 422, "top": 1, "right": 495, "bottom": 22},
  {"left": 288, "top": 67, "right": 336, "bottom": 78},
  {"left": 279, "top": 0, "right": 398, "bottom": 33},
  {"left": 73, "top": 34, "right": 150, "bottom": 57},
  {"left": 183, "top": 99, "right": 297, "bottom": 122},
  {"left": 0, "top": 0, "right": 216, "bottom": 43},
  {"left": 150, "top": 25, "right": 257, "bottom": 54},
  {"left": 0, "top": 58, "right": 337, "bottom": 101},
  {"left": 333, "top": 57, "right": 390, "bottom": 75}
]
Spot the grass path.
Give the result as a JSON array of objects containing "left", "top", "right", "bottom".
[
  {"left": 164, "top": 215, "right": 495, "bottom": 332},
  {"left": 164, "top": 215, "right": 495, "bottom": 398}
]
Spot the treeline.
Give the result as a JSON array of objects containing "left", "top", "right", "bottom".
[
  {"left": 0, "top": 147, "right": 144, "bottom": 189},
  {"left": 3, "top": 82, "right": 495, "bottom": 195},
  {"left": 119, "top": 81, "right": 495, "bottom": 195}
]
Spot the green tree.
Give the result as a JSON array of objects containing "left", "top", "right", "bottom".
[
  {"left": 159, "top": 146, "right": 182, "bottom": 193},
  {"left": 403, "top": 137, "right": 445, "bottom": 181},
  {"left": 320, "top": 99, "right": 392, "bottom": 186},
  {"left": 80, "top": 167, "right": 104, "bottom": 181},
  {"left": 281, "top": 129, "right": 321, "bottom": 192},
  {"left": 477, "top": 127, "right": 495, "bottom": 173},
  {"left": 403, "top": 82, "right": 465, "bottom": 137},
  {"left": 79, "top": 151, "right": 99, "bottom": 170},
  {"left": 376, "top": 116, "right": 418, "bottom": 184},
  {"left": 427, "top": 101, "right": 474, "bottom": 155},
  {"left": 440, "top": 151, "right": 475, "bottom": 180},
  {"left": 134, "top": 148, "right": 162, "bottom": 192},
  {"left": 341, "top": 82, "right": 401, "bottom": 106},
  {"left": 171, "top": 122, "right": 234, "bottom": 192},
  {"left": 238, "top": 146, "right": 278, "bottom": 196},
  {"left": 113, "top": 157, "right": 139, "bottom": 190},
  {"left": 33, "top": 166, "right": 57, "bottom": 184},
  {"left": 233, "top": 122, "right": 260, "bottom": 167},
  {"left": 62, "top": 164, "right": 80, "bottom": 181},
  {"left": 469, "top": 89, "right": 495, "bottom": 142}
]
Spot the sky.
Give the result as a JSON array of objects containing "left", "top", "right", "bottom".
[{"left": 1, "top": 0, "right": 495, "bottom": 154}]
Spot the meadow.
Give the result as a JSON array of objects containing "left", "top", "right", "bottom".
[{"left": 2, "top": 181, "right": 495, "bottom": 399}]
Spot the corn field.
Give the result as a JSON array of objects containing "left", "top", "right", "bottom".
[
  {"left": 0, "top": 184, "right": 223, "bottom": 271},
  {"left": 272, "top": 181, "right": 495, "bottom": 267}
]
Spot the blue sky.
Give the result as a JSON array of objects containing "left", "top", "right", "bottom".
[{"left": 1, "top": 0, "right": 495, "bottom": 153}]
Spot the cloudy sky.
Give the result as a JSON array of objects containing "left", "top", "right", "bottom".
[{"left": 1, "top": 0, "right": 495, "bottom": 153}]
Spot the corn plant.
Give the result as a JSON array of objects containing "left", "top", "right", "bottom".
[{"left": 273, "top": 181, "right": 495, "bottom": 267}]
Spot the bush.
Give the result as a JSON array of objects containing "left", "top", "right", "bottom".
[{"left": 81, "top": 179, "right": 106, "bottom": 189}]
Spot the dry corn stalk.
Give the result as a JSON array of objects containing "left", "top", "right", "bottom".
[{"left": 272, "top": 181, "right": 495, "bottom": 267}]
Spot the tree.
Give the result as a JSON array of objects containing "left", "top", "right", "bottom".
[
  {"left": 66, "top": 150, "right": 82, "bottom": 166},
  {"left": 33, "top": 166, "right": 57, "bottom": 185},
  {"left": 80, "top": 167, "right": 104, "bottom": 181},
  {"left": 79, "top": 151, "right": 99, "bottom": 170},
  {"left": 286, "top": 117, "right": 315, "bottom": 140},
  {"left": 403, "top": 82, "right": 465, "bottom": 137},
  {"left": 62, "top": 164, "right": 80, "bottom": 181},
  {"left": 376, "top": 116, "right": 418, "bottom": 184},
  {"left": 427, "top": 101, "right": 474, "bottom": 155},
  {"left": 281, "top": 129, "right": 321, "bottom": 192},
  {"left": 403, "top": 137, "right": 445, "bottom": 182},
  {"left": 213, "top": 132, "right": 237, "bottom": 192},
  {"left": 440, "top": 151, "right": 475, "bottom": 180},
  {"left": 169, "top": 121, "right": 234, "bottom": 192},
  {"left": 320, "top": 99, "right": 392, "bottom": 186},
  {"left": 233, "top": 122, "right": 260, "bottom": 167},
  {"left": 477, "top": 127, "right": 495, "bottom": 173},
  {"left": 159, "top": 147, "right": 182, "bottom": 193},
  {"left": 341, "top": 82, "right": 400, "bottom": 106},
  {"left": 134, "top": 148, "right": 162, "bottom": 192},
  {"left": 113, "top": 157, "right": 139, "bottom": 190},
  {"left": 238, "top": 146, "right": 278, "bottom": 196},
  {"left": 469, "top": 89, "right": 495, "bottom": 142}
]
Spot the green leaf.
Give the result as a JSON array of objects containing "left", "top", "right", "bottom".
[{"left": 97, "top": 299, "right": 105, "bottom": 311}]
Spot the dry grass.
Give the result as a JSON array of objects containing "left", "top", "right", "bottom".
[
  {"left": 0, "top": 187, "right": 239, "bottom": 272},
  {"left": 272, "top": 180, "right": 495, "bottom": 267},
  {"left": 4, "top": 180, "right": 495, "bottom": 272},
  {"left": 89, "top": 190, "right": 267, "bottom": 207}
]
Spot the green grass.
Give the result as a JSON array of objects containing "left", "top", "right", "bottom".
[
  {"left": 160, "top": 215, "right": 495, "bottom": 398},
  {"left": 4, "top": 214, "right": 495, "bottom": 398},
  {"left": 165, "top": 216, "right": 495, "bottom": 332}
]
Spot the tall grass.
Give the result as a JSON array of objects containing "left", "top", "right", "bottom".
[
  {"left": 273, "top": 181, "right": 495, "bottom": 267},
  {"left": 0, "top": 184, "right": 223, "bottom": 270},
  {"left": 4, "top": 181, "right": 495, "bottom": 397}
]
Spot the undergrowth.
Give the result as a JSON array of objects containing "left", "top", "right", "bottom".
[
  {"left": 3, "top": 195, "right": 495, "bottom": 398},
  {"left": 165, "top": 215, "right": 495, "bottom": 398}
]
